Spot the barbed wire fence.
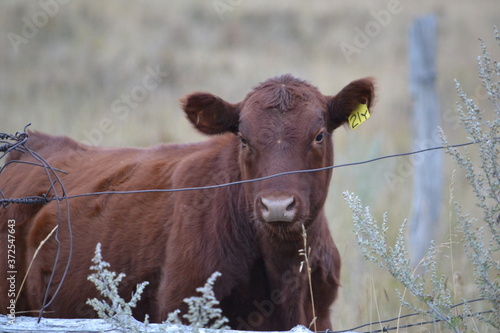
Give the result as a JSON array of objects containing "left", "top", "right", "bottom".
[
  {"left": 328, "top": 298, "right": 492, "bottom": 333},
  {"left": 1, "top": 125, "right": 498, "bottom": 332},
  {"left": 1, "top": 124, "right": 73, "bottom": 323}
]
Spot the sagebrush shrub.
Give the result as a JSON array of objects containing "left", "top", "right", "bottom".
[
  {"left": 345, "top": 27, "right": 499, "bottom": 332},
  {"left": 87, "top": 243, "right": 229, "bottom": 332}
]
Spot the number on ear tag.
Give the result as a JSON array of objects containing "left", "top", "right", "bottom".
[{"left": 348, "top": 104, "right": 370, "bottom": 130}]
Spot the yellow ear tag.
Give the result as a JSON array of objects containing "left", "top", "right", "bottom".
[{"left": 348, "top": 104, "right": 370, "bottom": 130}]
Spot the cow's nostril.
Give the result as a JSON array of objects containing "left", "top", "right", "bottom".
[{"left": 260, "top": 196, "right": 296, "bottom": 223}]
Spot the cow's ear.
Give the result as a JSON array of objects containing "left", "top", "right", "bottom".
[
  {"left": 181, "top": 93, "right": 240, "bottom": 135},
  {"left": 327, "top": 78, "right": 375, "bottom": 131}
]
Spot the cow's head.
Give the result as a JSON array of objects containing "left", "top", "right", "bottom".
[{"left": 182, "top": 74, "right": 374, "bottom": 238}]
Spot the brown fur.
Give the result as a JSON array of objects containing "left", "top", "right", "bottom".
[{"left": 0, "top": 75, "right": 375, "bottom": 330}]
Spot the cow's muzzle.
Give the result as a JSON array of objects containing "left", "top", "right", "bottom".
[{"left": 258, "top": 195, "right": 296, "bottom": 223}]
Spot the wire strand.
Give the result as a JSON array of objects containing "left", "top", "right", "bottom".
[
  {"left": 42, "top": 137, "right": 500, "bottom": 201},
  {"left": 2, "top": 137, "right": 498, "bottom": 207},
  {"left": 325, "top": 298, "right": 487, "bottom": 333}
]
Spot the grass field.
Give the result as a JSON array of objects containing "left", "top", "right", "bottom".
[{"left": 1, "top": 1, "right": 499, "bottom": 331}]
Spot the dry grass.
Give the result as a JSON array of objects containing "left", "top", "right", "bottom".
[{"left": 1, "top": 0, "right": 498, "bottom": 330}]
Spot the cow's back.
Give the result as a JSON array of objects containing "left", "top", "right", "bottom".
[{"left": 0, "top": 131, "right": 216, "bottom": 319}]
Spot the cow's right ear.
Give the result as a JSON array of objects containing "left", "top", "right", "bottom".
[{"left": 181, "top": 93, "right": 240, "bottom": 135}]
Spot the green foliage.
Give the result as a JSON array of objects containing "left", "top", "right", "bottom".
[
  {"left": 345, "top": 27, "right": 500, "bottom": 332},
  {"left": 86, "top": 243, "right": 229, "bottom": 332}
]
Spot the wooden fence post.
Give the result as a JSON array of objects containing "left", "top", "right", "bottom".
[
  {"left": 408, "top": 15, "right": 443, "bottom": 266},
  {"left": 1, "top": 315, "right": 320, "bottom": 333}
]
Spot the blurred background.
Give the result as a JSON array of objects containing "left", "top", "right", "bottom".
[{"left": 1, "top": 0, "right": 498, "bottom": 330}]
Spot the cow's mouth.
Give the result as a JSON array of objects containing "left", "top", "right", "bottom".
[
  {"left": 261, "top": 219, "right": 304, "bottom": 240},
  {"left": 266, "top": 220, "right": 296, "bottom": 227}
]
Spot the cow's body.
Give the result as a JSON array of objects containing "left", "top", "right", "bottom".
[{"left": 0, "top": 75, "right": 374, "bottom": 330}]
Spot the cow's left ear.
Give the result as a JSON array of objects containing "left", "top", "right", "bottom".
[
  {"left": 326, "top": 78, "right": 375, "bottom": 131},
  {"left": 181, "top": 93, "right": 240, "bottom": 135}
]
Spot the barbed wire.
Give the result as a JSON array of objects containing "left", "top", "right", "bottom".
[
  {"left": 324, "top": 298, "right": 491, "bottom": 333},
  {"left": 0, "top": 125, "right": 73, "bottom": 323},
  {"left": 30, "top": 146, "right": 73, "bottom": 324},
  {"left": 0, "top": 124, "right": 29, "bottom": 159}
]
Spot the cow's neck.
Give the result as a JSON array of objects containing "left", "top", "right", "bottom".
[{"left": 259, "top": 217, "right": 323, "bottom": 279}]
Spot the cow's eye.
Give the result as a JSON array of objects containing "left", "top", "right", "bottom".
[
  {"left": 240, "top": 136, "right": 248, "bottom": 148},
  {"left": 314, "top": 132, "right": 324, "bottom": 144}
]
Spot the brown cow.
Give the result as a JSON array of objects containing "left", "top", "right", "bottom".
[{"left": 0, "top": 74, "right": 374, "bottom": 330}]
